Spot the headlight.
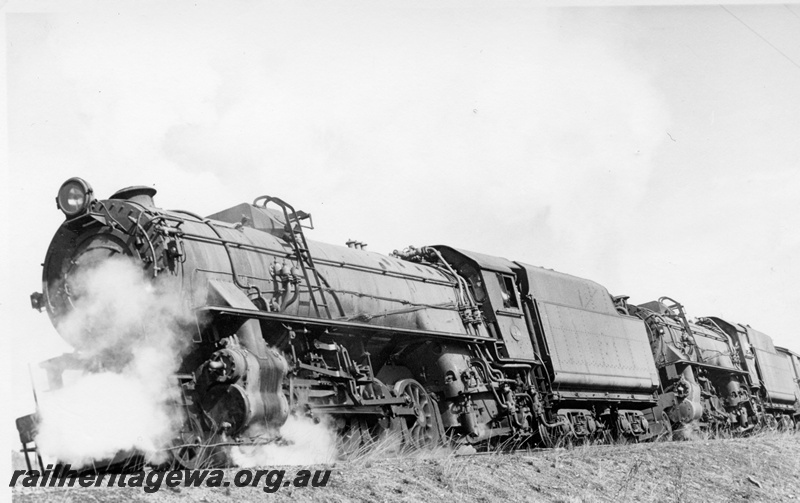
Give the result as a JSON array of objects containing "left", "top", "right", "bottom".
[{"left": 56, "top": 177, "right": 94, "bottom": 218}]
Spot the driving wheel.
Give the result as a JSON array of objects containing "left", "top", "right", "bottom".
[{"left": 394, "top": 379, "right": 442, "bottom": 449}]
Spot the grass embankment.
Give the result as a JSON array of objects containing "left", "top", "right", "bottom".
[{"left": 12, "top": 432, "right": 800, "bottom": 502}]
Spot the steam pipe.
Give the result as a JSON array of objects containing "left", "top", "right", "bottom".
[{"left": 280, "top": 281, "right": 299, "bottom": 311}]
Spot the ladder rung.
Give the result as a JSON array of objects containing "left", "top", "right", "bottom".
[{"left": 279, "top": 215, "right": 333, "bottom": 319}]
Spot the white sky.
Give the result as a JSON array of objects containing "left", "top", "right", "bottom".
[{"left": 2, "top": 0, "right": 800, "bottom": 459}]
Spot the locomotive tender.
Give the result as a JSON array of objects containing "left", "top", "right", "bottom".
[{"left": 17, "top": 178, "right": 799, "bottom": 469}]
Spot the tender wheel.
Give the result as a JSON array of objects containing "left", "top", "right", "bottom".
[{"left": 394, "top": 379, "right": 442, "bottom": 449}]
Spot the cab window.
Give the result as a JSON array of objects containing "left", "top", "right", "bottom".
[{"left": 497, "top": 274, "right": 519, "bottom": 309}]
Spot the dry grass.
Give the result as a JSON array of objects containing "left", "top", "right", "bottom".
[
  {"left": 12, "top": 431, "right": 800, "bottom": 503},
  {"left": 341, "top": 430, "right": 453, "bottom": 466}
]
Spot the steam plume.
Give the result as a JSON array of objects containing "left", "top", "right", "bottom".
[
  {"left": 35, "top": 257, "right": 190, "bottom": 467},
  {"left": 230, "top": 416, "right": 338, "bottom": 467}
]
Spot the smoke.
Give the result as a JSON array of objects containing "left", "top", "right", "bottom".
[
  {"left": 34, "top": 257, "right": 191, "bottom": 467},
  {"left": 230, "top": 416, "right": 338, "bottom": 467}
]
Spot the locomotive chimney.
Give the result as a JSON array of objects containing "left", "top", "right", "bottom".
[{"left": 110, "top": 186, "right": 157, "bottom": 208}]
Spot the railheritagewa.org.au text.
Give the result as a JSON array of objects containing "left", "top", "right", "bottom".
[{"left": 10, "top": 465, "right": 332, "bottom": 493}]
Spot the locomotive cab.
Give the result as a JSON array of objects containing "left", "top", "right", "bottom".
[{"left": 431, "top": 246, "right": 536, "bottom": 362}]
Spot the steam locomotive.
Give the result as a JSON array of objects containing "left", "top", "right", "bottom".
[{"left": 16, "top": 177, "right": 800, "bottom": 469}]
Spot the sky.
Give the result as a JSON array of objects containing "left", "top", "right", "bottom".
[{"left": 2, "top": 0, "right": 799, "bottom": 457}]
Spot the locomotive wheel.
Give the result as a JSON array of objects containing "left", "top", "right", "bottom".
[
  {"left": 170, "top": 416, "right": 229, "bottom": 469},
  {"left": 394, "top": 379, "right": 442, "bottom": 450},
  {"left": 171, "top": 435, "right": 227, "bottom": 469},
  {"left": 537, "top": 424, "right": 554, "bottom": 448},
  {"left": 338, "top": 416, "right": 403, "bottom": 458},
  {"left": 658, "top": 411, "right": 673, "bottom": 440},
  {"left": 339, "top": 418, "right": 370, "bottom": 457},
  {"left": 172, "top": 443, "right": 209, "bottom": 470},
  {"left": 764, "top": 414, "right": 778, "bottom": 431}
]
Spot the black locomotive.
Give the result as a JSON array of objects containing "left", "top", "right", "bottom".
[{"left": 16, "top": 178, "right": 800, "bottom": 469}]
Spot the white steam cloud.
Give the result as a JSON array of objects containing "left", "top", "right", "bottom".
[
  {"left": 34, "top": 256, "right": 339, "bottom": 468},
  {"left": 231, "top": 416, "right": 338, "bottom": 467},
  {"left": 35, "top": 258, "right": 190, "bottom": 467}
]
